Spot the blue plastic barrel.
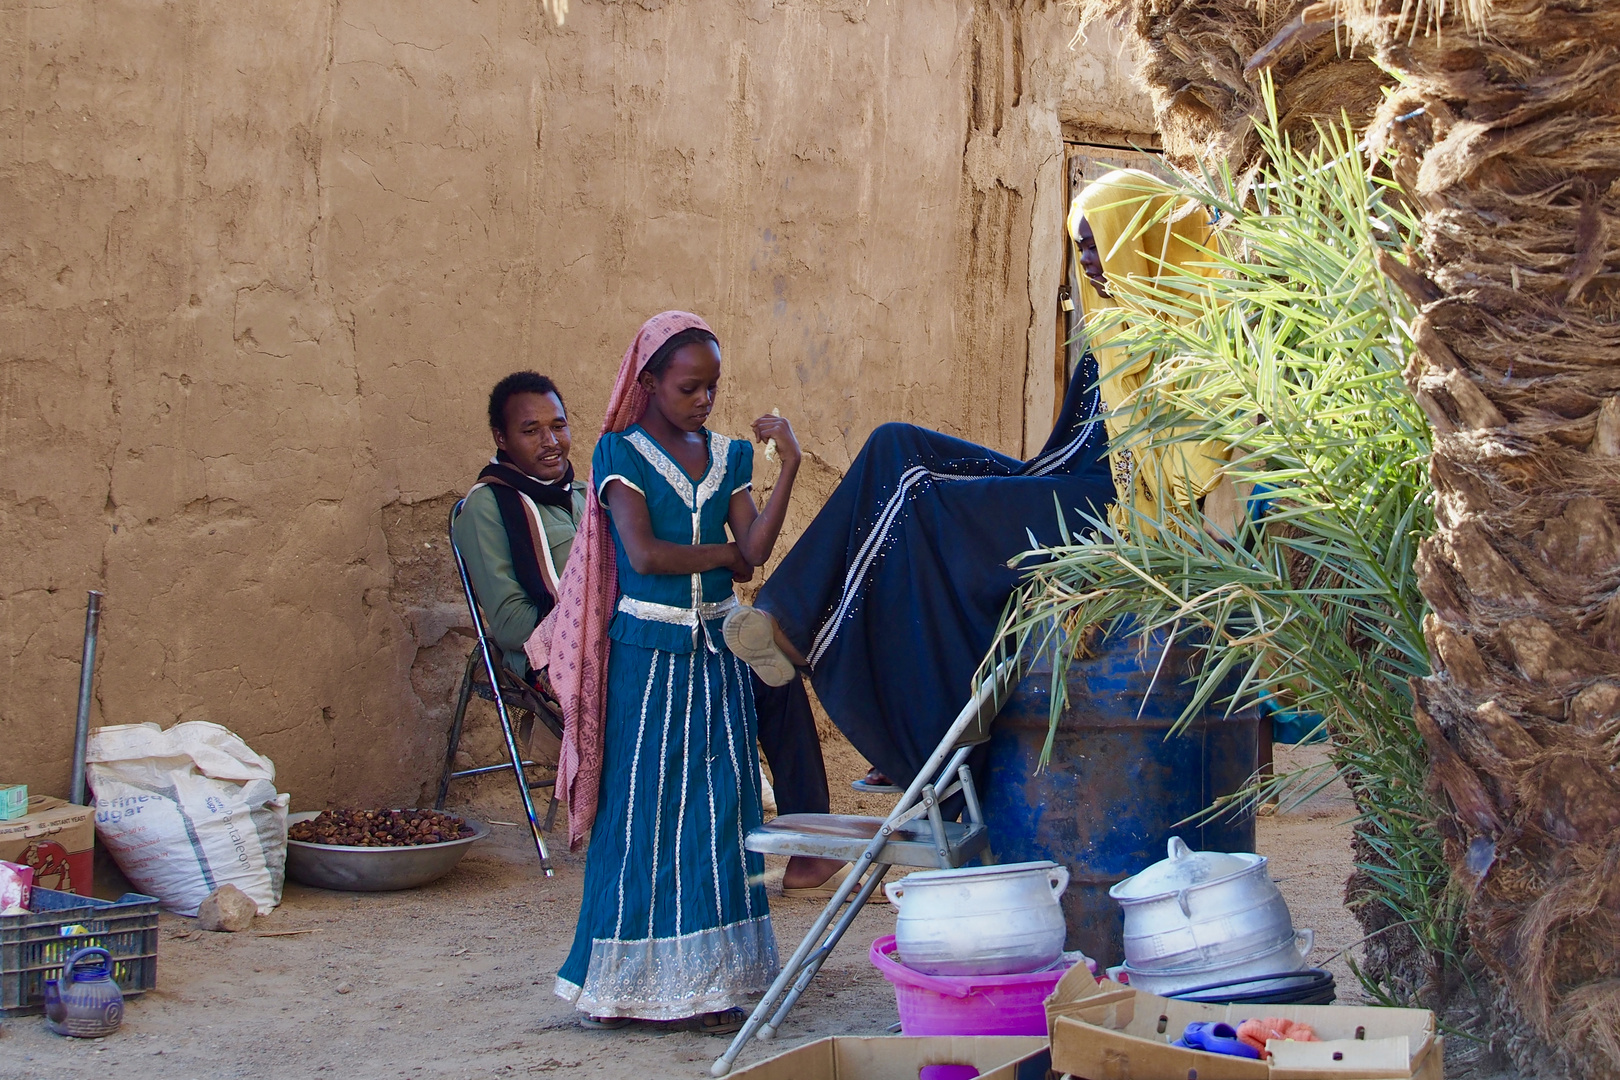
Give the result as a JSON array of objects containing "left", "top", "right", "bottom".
[{"left": 983, "top": 634, "right": 1259, "bottom": 966}]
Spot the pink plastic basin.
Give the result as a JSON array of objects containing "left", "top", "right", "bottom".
[{"left": 869, "top": 934, "right": 1077, "bottom": 1037}]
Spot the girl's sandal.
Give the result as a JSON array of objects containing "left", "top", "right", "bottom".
[
  {"left": 694, "top": 1008, "right": 747, "bottom": 1036},
  {"left": 580, "top": 1015, "right": 632, "bottom": 1030},
  {"left": 723, "top": 607, "right": 796, "bottom": 687}
]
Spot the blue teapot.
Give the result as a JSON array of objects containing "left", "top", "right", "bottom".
[{"left": 43, "top": 946, "right": 124, "bottom": 1038}]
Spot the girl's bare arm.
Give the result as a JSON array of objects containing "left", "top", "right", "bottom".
[
  {"left": 729, "top": 414, "right": 800, "bottom": 567},
  {"left": 603, "top": 480, "right": 750, "bottom": 578}
]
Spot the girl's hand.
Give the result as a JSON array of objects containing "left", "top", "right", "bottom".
[
  {"left": 725, "top": 542, "right": 755, "bottom": 583},
  {"left": 753, "top": 413, "right": 800, "bottom": 469}
]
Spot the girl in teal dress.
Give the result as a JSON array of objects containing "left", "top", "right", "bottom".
[{"left": 553, "top": 312, "right": 800, "bottom": 1031}]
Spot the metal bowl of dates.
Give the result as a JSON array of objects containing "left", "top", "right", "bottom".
[{"left": 285, "top": 810, "right": 491, "bottom": 892}]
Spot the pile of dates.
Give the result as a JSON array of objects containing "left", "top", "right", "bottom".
[{"left": 289, "top": 809, "right": 469, "bottom": 847}]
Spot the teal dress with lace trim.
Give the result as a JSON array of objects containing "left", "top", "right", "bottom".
[{"left": 555, "top": 425, "right": 777, "bottom": 1019}]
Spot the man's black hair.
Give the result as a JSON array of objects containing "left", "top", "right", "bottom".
[
  {"left": 643, "top": 328, "right": 720, "bottom": 379},
  {"left": 488, "top": 372, "right": 565, "bottom": 432}
]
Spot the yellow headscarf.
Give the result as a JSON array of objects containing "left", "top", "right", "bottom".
[{"left": 1068, "top": 168, "right": 1234, "bottom": 539}]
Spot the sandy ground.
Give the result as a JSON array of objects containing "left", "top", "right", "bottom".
[
  {"left": 1252, "top": 745, "right": 1367, "bottom": 1005},
  {"left": 0, "top": 739, "right": 1392, "bottom": 1079}
]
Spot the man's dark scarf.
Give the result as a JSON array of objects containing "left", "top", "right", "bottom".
[{"left": 477, "top": 453, "right": 575, "bottom": 620}]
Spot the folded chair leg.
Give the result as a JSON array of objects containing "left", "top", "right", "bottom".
[
  {"left": 451, "top": 498, "right": 555, "bottom": 878},
  {"left": 437, "top": 649, "right": 480, "bottom": 810},
  {"left": 957, "top": 763, "right": 984, "bottom": 827},
  {"left": 495, "top": 692, "right": 553, "bottom": 877},
  {"left": 712, "top": 849, "right": 889, "bottom": 1076},
  {"left": 511, "top": 705, "right": 561, "bottom": 834},
  {"left": 923, "top": 784, "right": 950, "bottom": 867},
  {"left": 713, "top": 659, "right": 1023, "bottom": 1077},
  {"left": 761, "top": 863, "right": 892, "bottom": 1037}
]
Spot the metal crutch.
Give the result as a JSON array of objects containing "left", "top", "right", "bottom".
[{"left": 69, "top": 590, "right": 104, "bottom": 806}]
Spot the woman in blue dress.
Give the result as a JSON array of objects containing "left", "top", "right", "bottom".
[{"left": 549, "top": 312, "right": 800, "bottom": 1032}]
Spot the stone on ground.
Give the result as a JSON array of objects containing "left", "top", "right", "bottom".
[{"left": 197, "top": 884, "right": 257, "bottom": 932}]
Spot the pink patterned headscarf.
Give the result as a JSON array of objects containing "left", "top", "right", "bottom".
[{"left": 525, "top": 311, "right": 717, "bottom": 850}]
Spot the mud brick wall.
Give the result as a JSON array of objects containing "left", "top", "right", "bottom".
[{"left": 0, "top": 0, "right": 1151, "bottom": 806}]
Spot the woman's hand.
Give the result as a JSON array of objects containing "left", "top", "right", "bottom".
[
  {"left": 753, "top": 413, "right": 801, "bottom": 470},
  {"left": 726, "top": 543, "right": 755, "bottom": 583}
]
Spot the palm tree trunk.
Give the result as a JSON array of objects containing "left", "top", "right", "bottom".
[
  {"left": 1078, "top": 0, "right": 1620, "bottom": 1070},
  {"left": 1089, "top": 0, "right": 1620, "bottom": 1073},
  {"left": 1071, "top": 0, "right": 1387, "bottom": 169},
  {"left": 1348, "top": 2, "right": 1620, "bottom": 1075}
]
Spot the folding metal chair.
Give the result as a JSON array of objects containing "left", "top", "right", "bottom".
[
  {"left": 439, "top": 498, "right": 564, "bottom": 877},
  {"left": 712, "top": 655, "right": 1024, "bottom": 1076}
]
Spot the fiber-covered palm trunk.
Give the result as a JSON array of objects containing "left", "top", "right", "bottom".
[
  {"left": 1074, "top": 0, "right": 1387, "bottom": 169},
  {"left": 1356, "top": 3, "right": 1620, "bottom": 1075},
  {"left": 1087, "top": 0, "right": 1620, "bottom": 1071}
]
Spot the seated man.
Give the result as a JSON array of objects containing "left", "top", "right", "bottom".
[{"left": 454, "top": 372, "right": 586, "bottom": 685}]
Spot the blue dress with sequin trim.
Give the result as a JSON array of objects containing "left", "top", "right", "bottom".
[
  {"left": 755, "top": 352, "right": 1116, "bottom": 793},
  {"left": 555, "top": 425, "right": 777, "bottom": 1020}
]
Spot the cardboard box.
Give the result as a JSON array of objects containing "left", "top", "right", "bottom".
[
  {"left": 1044, "top": 964, "right": 1442, "bottom": 1080},
  {"left": 0, "top": 797, "right": 95, "bottom": 898},
  {"left": 730, "top": 1036, "right": 1050, "bottom": 1080}
]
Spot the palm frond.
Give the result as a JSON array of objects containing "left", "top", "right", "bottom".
[{"left": 979, "top": 84, "right": 1460, "bottom": 1004}]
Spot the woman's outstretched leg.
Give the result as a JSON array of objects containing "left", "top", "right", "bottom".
[{"left": 753, "top": 423, "right": 1018, "bottom": 660}]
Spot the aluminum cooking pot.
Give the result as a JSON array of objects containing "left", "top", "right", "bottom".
[
  {"left": 885, "top": 860, "right": 1070, "bottom": 976},
  {"left": 1109, "top": 837, "right": 1297, "bottom": 972}
]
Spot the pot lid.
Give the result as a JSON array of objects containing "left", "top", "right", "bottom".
[
  {"left": 899, "top": 860, "right": 1060, "bottom": 886},
  {"left": 1110, "top": 837, "right": 1258, "bottom": 900}
]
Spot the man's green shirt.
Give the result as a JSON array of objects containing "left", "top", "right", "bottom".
[{"left": 452, "top": 480, "right": 587, "bottom": 679}]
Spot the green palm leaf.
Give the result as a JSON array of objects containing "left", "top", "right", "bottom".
[{"left": 979, "top": 81, "right": 1460, "bottom": 1005}]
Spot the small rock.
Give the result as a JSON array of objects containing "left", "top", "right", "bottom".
[
  {"left": 335, "top": 982, "right": 353, "bottom": 994},
  {"left": 197, "top": 884, "right": 258, "bottom": 932}
]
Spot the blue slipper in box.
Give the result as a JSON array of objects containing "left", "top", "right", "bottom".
[{"left": 1172, "top": 1021, "right": 1262, "bottom": 1059}]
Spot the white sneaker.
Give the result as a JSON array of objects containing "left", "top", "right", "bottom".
[{"left": 723, "top": 606, "right": 797, "bottom": 687}]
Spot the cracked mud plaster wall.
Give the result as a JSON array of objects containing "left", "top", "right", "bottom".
[{"left": 1, "top": 0, "right": 1152, "bottom": 807}]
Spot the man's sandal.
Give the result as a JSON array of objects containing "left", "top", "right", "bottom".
[
  {"left": 722, "top": 606, "right": 797, "bottom": 687},
  {"left": 851, "top": 767, "right": 901, "bottom": 794}
]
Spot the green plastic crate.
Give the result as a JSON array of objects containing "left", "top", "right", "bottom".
[{"left": 1, "top": 887, "right": 159, "bottom": 1015}]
